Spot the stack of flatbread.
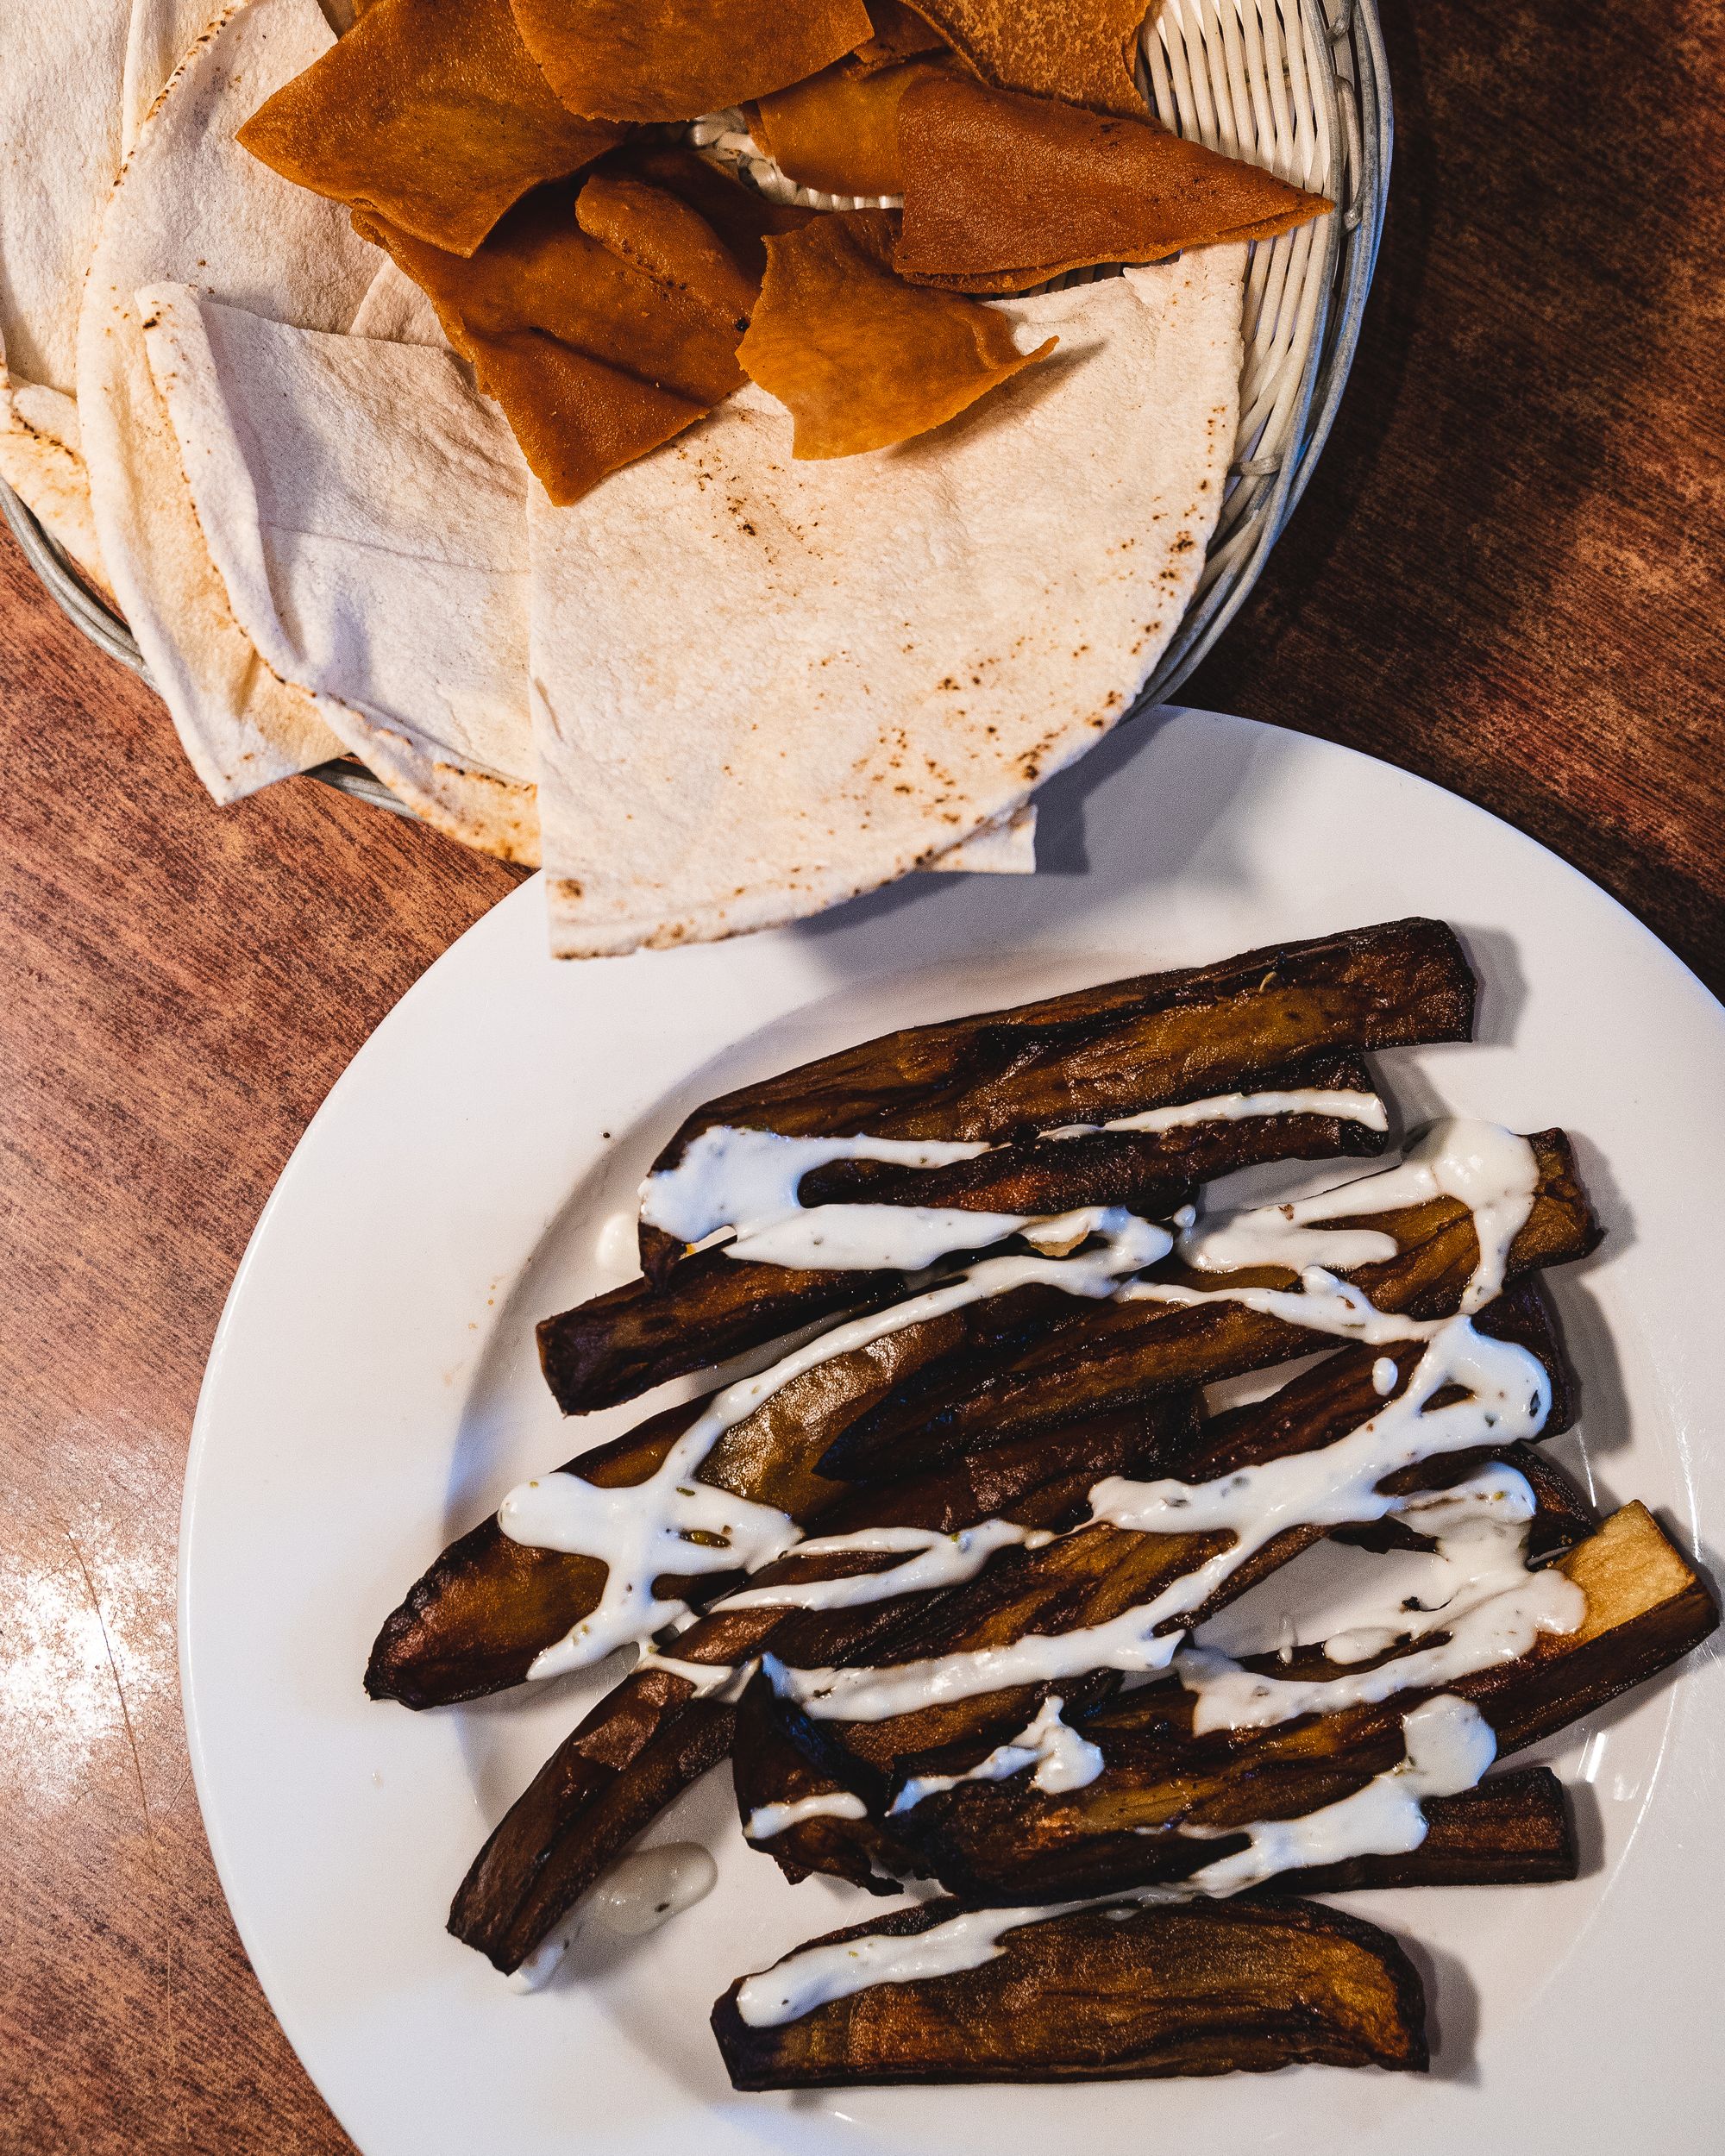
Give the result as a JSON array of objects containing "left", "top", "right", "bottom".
[{"left": 2, "top": 0, "right": 1270, "bottom": 954}]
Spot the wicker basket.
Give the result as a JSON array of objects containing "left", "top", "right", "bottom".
[{"left": 1, "top": 0, "right": 1389, "bottom": 828}]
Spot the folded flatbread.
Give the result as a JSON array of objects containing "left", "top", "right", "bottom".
[
  {"left": 76, "top": 0, "right": 379, "bottom": 799},
  {"left": 140, "top": 285, "right": 539, "bottom": 861},
  {"left": 529, "top": 249, "right": 1241, "bottom": 955},
  {"left": 0, "top": 0, "right": 214, "bottom": 586}
]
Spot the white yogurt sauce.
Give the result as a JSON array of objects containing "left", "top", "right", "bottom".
[
  {"left": 640, "top": 1127, "right": 991, "bottom": 1247},
  {"left": 1045, "top": 1087, "right": 1389, "bottom": 1141},
  {"left": 744, "top": 1790, "right": 870, "bottom": 1840},
  {"left": 590, "top": 1842, "right": 718, "bottom": 1936},
  {"left": 643, "top": 1094, "right": 1383, "bottom": 1252},
  {"left": 713, "top": 1519, "right": 1051, "bottom": 1614},
  {"left": 506, "top": 1840, "right": 719, "bottom": 1987},
  {"left": 728, "top": 1204, "right": 1035, "bottom": 1272},
  {"left": 1176, "top": 1470, "right": 1584, "bottom": 1733},
  {"left": 1177, "top": 1120, "right": 1538, "bottom": 1302},
  {"left": 1178, "top": 1693, "right": 1497, "bottom": 1890},
  {"left": 889, "top": 1695, "right": 1103, "bottom": 1814},
  {"left": 732, "top": 1692, "right": 1496, "bottom": 2027},
  {"left": 504, "top": 1207, "right": 1170, "bottom": 1678},
  {"left": 643, "top": 1092, "right": 1384, "bottom": 1274},
  {"left": 732, "top": 1897, "right": 1109, "bottom": 2028}
]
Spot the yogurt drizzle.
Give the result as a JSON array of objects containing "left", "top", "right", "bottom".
[
  {"left": 503, "top": 1112, "right": 1581, "bottom": 1985},
  {"left": 732, "top": 1694, "right": 1497, "bottom": 2026},
  {"left": 501, "top": 1206, "right": 1169, "bottom": 1678},
  {"left": 640, "top": 1090, "right": 1387, "bottom": 1273},
  {"left": 888, "top": 1695, "right": 1104, "bottom": 1815}
]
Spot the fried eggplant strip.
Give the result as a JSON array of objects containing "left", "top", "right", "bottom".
[
  {"left": 819, "top": 1127, "right": 1598, "bottom": 1479},
  {"left": 446, "top": 1404, "right": 1193, "bottom": 1971},
  {"left": 541, "top": 1050, "right": 1386, "bottom": 1413},
  {"left": 367, "top": 1398, "right": 705, "bottom": 1708},
  {"left": 712, "top": 1896, "right": 1429, "bottom": 2087},
  {"left": 733, "top": 1286, "right": 1583, "bottom": 1887},
  {"left": 374, "top": 1295, "right": 1069, "bottom": 1706},
  {"left": 639, "top": 917, "right": 1473, "bottom": 1275},
  {"left": 1245, "top": 1765, "right": 1576, "bottom": 1894},
  {"left": 903, "top": 1502, "right": 1716, "bottom": 1903},
  {"left": 716, "top": 1770, "right": 1568, "bottom": 2083},
  {"left": 735, "top": 1423, "right": 1593, "bottom": 1878}
]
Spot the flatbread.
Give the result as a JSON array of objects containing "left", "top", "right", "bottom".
[
  {"left": 348, "top": 259, "right": 450, "bottom": 346},
  {"left": 926, "top": 802, "right": 1036, "bottom": 872},
  {"left": 0, "top": 0, "right": 243, "bottom": 595},
  {"left": 122, "top": 0, "right": 245, "bottom": 157},
  {"left": 1, "top": 0, "right": 131, "bottom": 398},
  {"left": 140, "top": 285, "right": 539, "bottom": 861},
  {"left": 530, "top": 251, "right": 1242, "bottom": 956},
  {"left": 0, "top": 348, "right": 108, "bottom": 591},
  {"left": 77, "top": 0, "right": 379, "bottom": 799}
]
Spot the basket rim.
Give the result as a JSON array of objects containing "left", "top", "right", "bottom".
[{"left": 2, "top": 0, "right": 1390, "bottom": 824}]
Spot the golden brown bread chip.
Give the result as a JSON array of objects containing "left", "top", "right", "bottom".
[
  {"left": 590, "top": 143, "right": 817, "bottom": 290},
  {"left": 461, "top": 330, "right": 709, "bottom": 506},
  {"left": 357, "top": 185, "right": 747, "bottom": 504},
  {"left": 851, "top": 0, "right": 948, "bottom": 69},
  {"left": 895, "top": 75, "right": 1332, "bottom": 290},
  {"left": 750, "top": 57, "right": 952, "bottom": 197},
  {"left": 236, "top": 0, "right": 624, "bottom": 257},
  {"left": 508, "top": 0, "right": 874, "bottom": 123},
  {"left": 576, "top": 173, "right": 758, "bottom": 328},
  {"left": 736, "top": 210, "right": 1055, "bottom": 458},
  {"left": 906, "top": 0, "right": 1147, "bottom": 114}
]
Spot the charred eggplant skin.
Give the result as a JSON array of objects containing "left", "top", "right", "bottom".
[
  {"left": 1247, "top": 1766, "right": 1577, "bottom": 1895},
  {"left": 818, "top": 1127, "right": 1599, "bottom": 1481},
  {"left": 641, "top": 918, "right": 1471, "bottom": 1275},
  {"left": 542, "top": 1051, "right": 1387, "bottom": 1410},
  {"left": 449, "top": 1683, "right": 734, "bottom": 1976},
  {"left": 650, "top": 915, "right": 1471, "bottom": 1173},
  {"left": 900, "top": 1505, "right": 1716, "bottom": 1905},
  {"left": 442, "top": 1405, "right": 1195, "bottom": 1970},
  {"left": 711, "top": 1896, "right": 1430, "bottom": 2088},
  {"left": 364, "top": 1399, "right": 704, "bottom": 1709},
  {"left": 538, "top": 1251, "right": 904, "bottom": 1418}
]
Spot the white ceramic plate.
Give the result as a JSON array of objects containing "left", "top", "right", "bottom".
[{"left": 181, "top": 708, "right": 1725, "bottom": 2156}]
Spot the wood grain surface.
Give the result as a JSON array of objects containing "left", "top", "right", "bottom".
[{"left": 0, "top": 1, "right": 1718, "bottom": 2149}]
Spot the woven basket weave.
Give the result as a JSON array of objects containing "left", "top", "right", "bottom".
[{"left": 1, "top": 0, "right": 1389, "bottom": 828}]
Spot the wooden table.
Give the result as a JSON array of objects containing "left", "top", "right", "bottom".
[{"left": 0, "top": 2, "right": 1718, "bottom": 2147}]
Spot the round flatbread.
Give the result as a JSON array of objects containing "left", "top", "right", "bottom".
[{"left": 529, "top": 249, "right": 1243, "bottom": 956}]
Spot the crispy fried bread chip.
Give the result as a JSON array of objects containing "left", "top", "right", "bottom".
[
  {"left": 508, "top": 0, "right": 874, "bottom": 123},
  {"left": 577, "top": 174, "right": 760, "bottom": 326},
  {"left": 895, "top": 75, "right": 1332, "bottom": 291},
  {"left": 851, "top": 0, "right": 948, "bottom": 69},
  {"left": 737, "top": 212, "right": 1054, "bottom": 458},
  {"left": 750, "top": 57, "right": 952, "bottom": 197},
  {"left": 358, "top": 183, "right": 748, "bottom": 503},
  {"left": 596, "top": 143, "right": 818, "bottom": 285},
  {"left": 237, "top": 0, "right": 625, "bottom": 256},
  {"left": 905, "top": 0, "right": 1147, "bottom": 115}
]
